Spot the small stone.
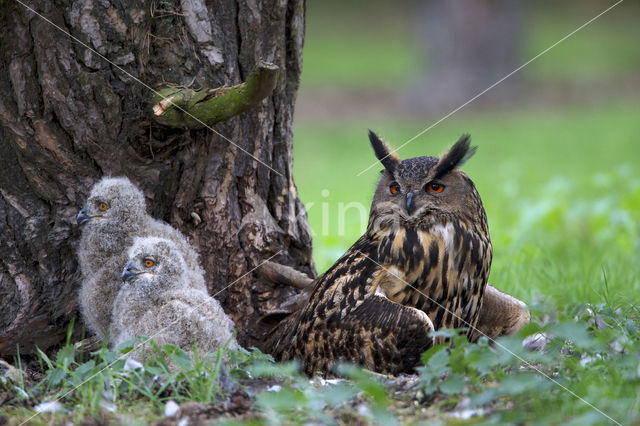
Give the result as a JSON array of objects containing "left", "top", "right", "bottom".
[
  {"left": 124, "top": 358, "right": 144, "bottom": 371},
  {"left": 34, "top": 401, "right": 68, "bottom": 414},
  {"left": 164, "top": 400, "right": 180, "bottom": 417},
  {"left": 523, "top": 332, "right": 552, "bottom": 352},
  {"left": 190, "top": 212, "right": 202, "bottom": 225},
  {"left": 99, "top": 399, "right": 117, "bottom": 413}
]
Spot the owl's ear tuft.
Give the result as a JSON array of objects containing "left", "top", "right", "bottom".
[
  {"left": 368, "top": 130, "right": 401, "bottom": 175},
  {"left": 433, "top": 134, "right": 477, "bottom": 179}
]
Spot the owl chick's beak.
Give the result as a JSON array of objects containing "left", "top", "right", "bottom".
[
  {"left": 122, "top": 263, "right": 142, "bottom": 283},
  {"left": 76, "top": 207, "right": 92, "bottom": 226},
  {"left": 406, "top": 191, "right": 415, "bottom": 215}
]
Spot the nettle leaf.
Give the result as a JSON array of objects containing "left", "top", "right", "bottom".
[
  {"left": 320, "top": 383, "right": 358, "bottom": 406},
  {"left": 168, "top": 347, "right": 193, "bottom": 371},
  {"left": 75, "top": 360, "right": 96, "bottom": 379},
  {"left": 248, "top": 360, "right": 301, "bottom": 378},
  {"left": 466, "top": 344, "right": 501, "bottom": 376},
  {"left": 371, "top": 405, "right": 398, "bottom": 426},
  {"left": 338, "top": 364, "right": 390, "bottom": 407},
  {"left": 257, "top": 387, "right": 306, "bottom": 412},
  {"left": 418, "top": 346, "right": 452, "bottom": 392},
  {"left": 117, "top": 338, "right": 139, "bottom": 354},
  {"left": 440, "top": 373, "right": 467, "bottom": 394},
  {"left": 550, "top": 321, "right": 597, "bottom": 350},
  {"left": 420, "top": 345, "right": 449, "bottom": 371},
  {"left": 230, "top": 368, "right": 251, "bottom": 380},
  {"left": 47, "top": 368, "right": 66, "bottom": 388},
  {"left": 426, "top": 347, "right": 451, "bottom": 377},
  {"left": 101, "top": 349, "right": 120, "bottom": 364},
  {"left": 469, "top": 386, "right": 498, "bottom": 407},
  {"left": 449, "top": 337, "right": 471, "bottom": 374},
  {"left": 144, "top": 365, "right": 165, "bottom": 376},
  {"left": 56, "top": 345, "right": 75, "bottom": 370},
  {"left": 497, "top": 372, "right": 547, "bottom": 396},
  {"left": 493, "top": 336, "right": 529, "bottom": 366}
]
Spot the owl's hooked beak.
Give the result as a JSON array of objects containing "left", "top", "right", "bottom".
[
  {"left": 76, "top": 206, "right": 92, "bottom": 226},
  {"left": 122, "top": 263, "right": 142, "bottom": 283},
  {"left": 406, "top": 191, "right": 415, "bottom": 215}
]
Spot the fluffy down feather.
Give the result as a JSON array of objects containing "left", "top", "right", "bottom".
[
  {"left": 77, "top": 177, "right": 206, "bottom": 338},
  {"left": 111, "top": 237, "right": 238, "bottom": 362}
]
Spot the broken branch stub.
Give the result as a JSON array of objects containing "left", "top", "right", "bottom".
[
  {"left": 152, "top": 61, "right": 280, "bottom": 129},
  {"left": 259, "top": 261, "right": 314, "bottom": 289}
]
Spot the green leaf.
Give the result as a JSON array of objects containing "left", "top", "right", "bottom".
[
  {"left": 421, "top": 343, "right": 448, "bottom": 365},
  {"left": 338, "top": 364, "right": 390, "bottom": 407},
  {"left": 467, "top": 345, "right": 501, "bottom": 375},
  {"left": 47, "top": 368, "right": 66, "bottom": 388},
  {"left": 75, "top": 360, "right": 96, "bottom": 379},
  {"left": 549, "top": 322, "right": 595, "bottom": 350},
  {"left": 257, "top": 387, "right": 306, "bottom": 412},
  {"left": 230, "top": 368, "right": 251, "bottom": 380},
  {"left": 116, "top": 338, "right": 139, "bottom": 354},
  {"left": 168, "top": 347, "right": 193, "bottom": 371},
  {"left": 144, "top": 365, "right": 165, "bottom": 376},
  {"left": 497, "top": 372, "right": 547, "bottom": 396},
  {"left": 449, "top": 338, "right": 470, "bottom": 374},
  {"left": 248, "top": 360, "right": 300, "bottom": 378},
  {"left": 56, "top": 345, "right": 75, "bottom": 370},
  {"left": 320, "top": 383, "right": 358, "bottom": 405},
  {"left": 440, "top": 373, "right": 466, "bottom": 394},
  {"left": 426, "top": 347, "right": 451, "bottom": 377}
]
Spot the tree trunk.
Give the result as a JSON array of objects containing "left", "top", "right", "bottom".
[
  {"left": 409, "top": 0, "right": 525, "bottom": 113},
  {"left": 0, "top": 0, "right": 313, "bottom": 355}
]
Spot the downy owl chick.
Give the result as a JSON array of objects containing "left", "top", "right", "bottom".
[
  {"left": 270, "top": 131, "right": 491, "bottom": 375},
  {"left": 110, "top": 237, "right": 238, "bottom": 362},
  {"left": 77, "top": 176, "right": 206, "bottom": 338}
]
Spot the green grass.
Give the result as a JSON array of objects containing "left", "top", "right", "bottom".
[
  {"left": 0, "top": 335, "right": 265, "bottom": 425},
  {"left": 4, "top": 305, "right": 639, "bottom": 424},
  {"left": 526, "top": 2, "right": 640, "bottom": 80},
  {"left": 300, "top": 1, "right": 416, "bottom": 90}
]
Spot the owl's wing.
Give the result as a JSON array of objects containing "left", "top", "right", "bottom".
[
  {"left": 471, "top": 284, "right": 530, "bottom": 341},
  {"left": 301, "top": 294, "right": 434, "bottom": 376}
]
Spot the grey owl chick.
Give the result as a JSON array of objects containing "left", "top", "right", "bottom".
[
  {"left": 77, "top": 176, "right": 207, "bottom": 339},
  {"left": 110, "top": 237, "right": 238, "bottom": 362}
]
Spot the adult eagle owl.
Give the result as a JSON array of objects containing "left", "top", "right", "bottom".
[{"left": 269, "top": 131, "right": 492, "bottom": 376}]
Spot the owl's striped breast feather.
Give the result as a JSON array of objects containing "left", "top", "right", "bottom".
[{"left": 376, "top": 219, "right": 492, "bottom": 338}]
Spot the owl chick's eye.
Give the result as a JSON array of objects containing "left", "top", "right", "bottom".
[
  {"left": 425, "top": 182, "right": 445, "bottom": 194},
  {"left": 97, "top": 201, "right": 108, "bottom": 211},
  {"left": 389, "top": 182, "right": 401, "bottom": 196},
  {"left": 143, "top": 258, "right": 155, "bottom": 268}
]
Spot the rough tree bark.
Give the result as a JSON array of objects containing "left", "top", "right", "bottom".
[{"left": 0, "top": 0, "right": 313, "bottom": 355}]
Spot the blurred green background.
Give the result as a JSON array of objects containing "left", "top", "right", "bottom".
[{"left": 291, "top": 1, "right": 640, "bottom": 307}]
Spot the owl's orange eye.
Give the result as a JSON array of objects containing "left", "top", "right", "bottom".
[
  {"left": 426, "top": 182, "right": 445, "bottom": 193},
  {"left": 143, "top": 258, "right": 155, "bottom": 268},
  {"left": 98, "top": 202, "right": 108, "bottom": 211},
  {"left": 389, "top": 182, "right": 400, "bottom": 195}
]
